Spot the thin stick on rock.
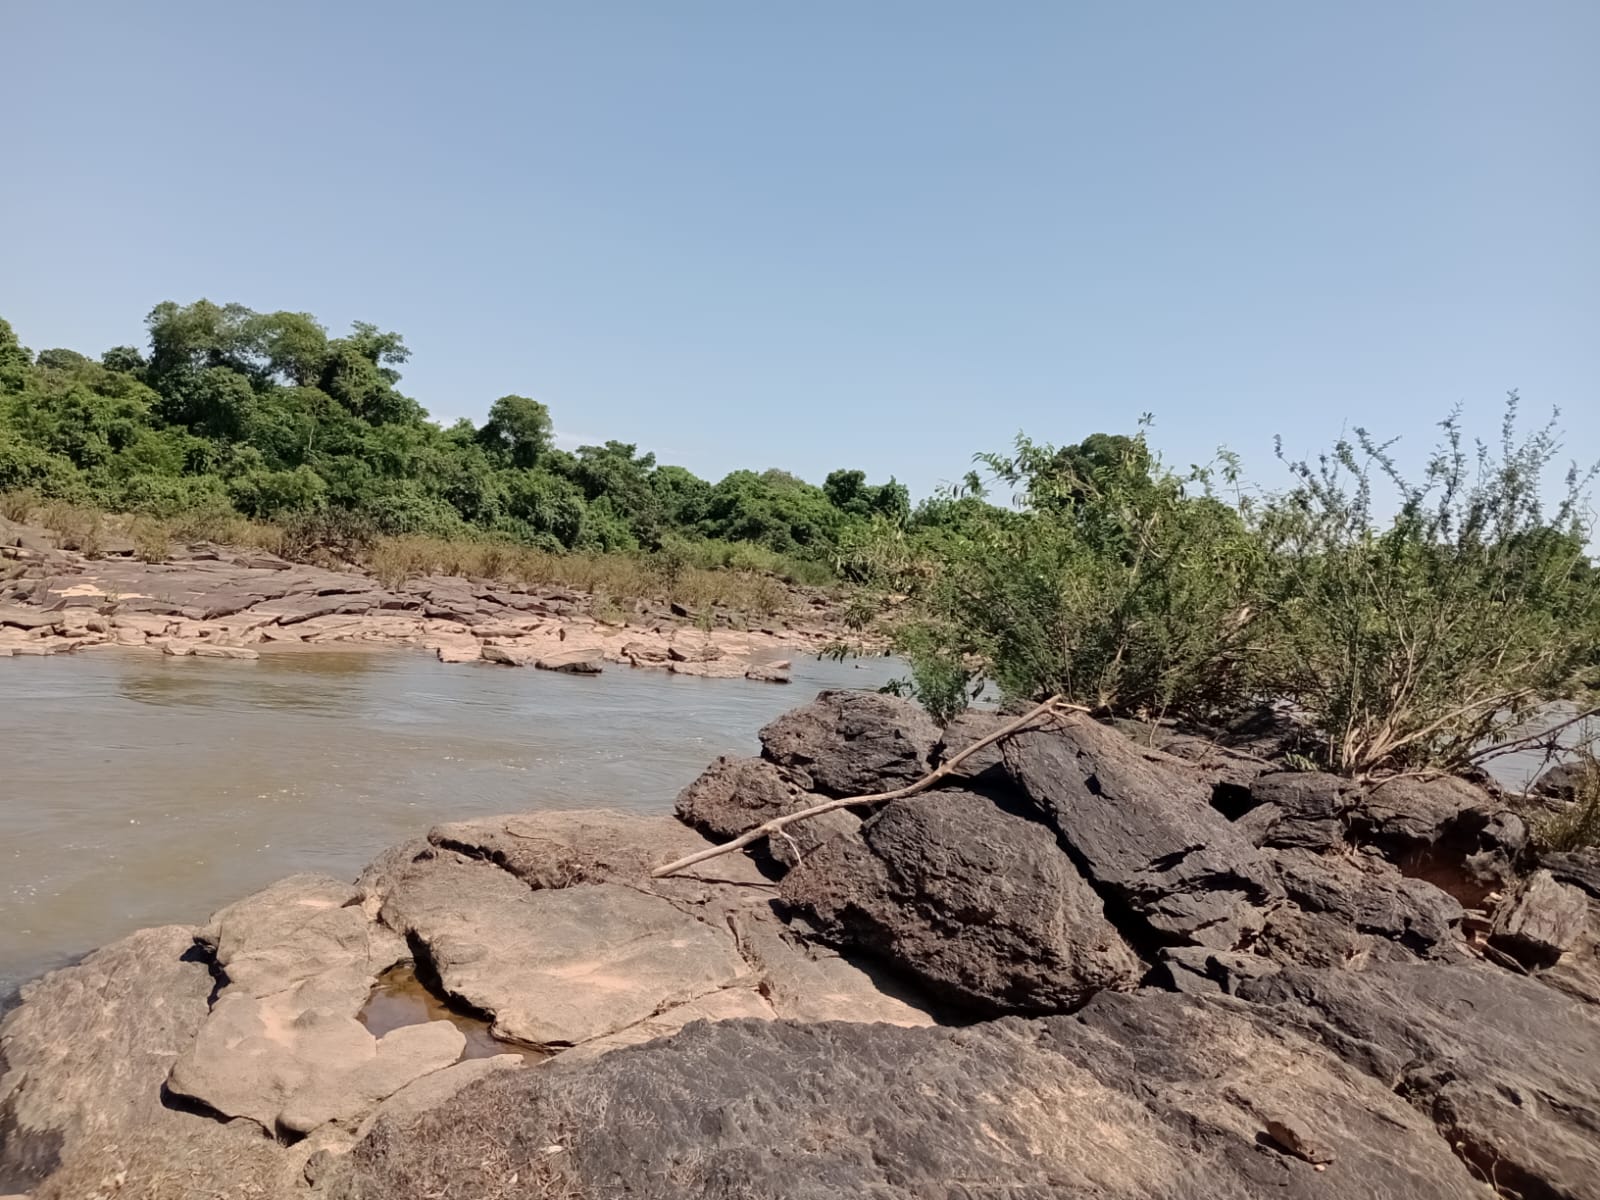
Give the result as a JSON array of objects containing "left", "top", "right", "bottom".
[{"left": 652, "top": 694, "right": 1073, "bottom": 878}]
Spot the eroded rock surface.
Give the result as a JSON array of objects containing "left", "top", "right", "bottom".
[
  {"left": 1002, "top": 717, "right": 1282, "bottom": 948},
  {"left": 1240, "top": 961, "right": 1600, "bottom": 1200},
  {"left": 380, "top": 855, "right": 749, "bottom": 1047},
  {"left": 328, "top": 992, "right": 1482, "bottom": 1200},
  {"left": 759, "top": 689, "right": 940, "bottom": 795},
  {"left": 782, "top": 788, "right": 1142, "bottom": 1013}
]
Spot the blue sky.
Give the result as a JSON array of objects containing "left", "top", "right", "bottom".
[{"left": 3, "top": 2, "right": 1595, "bottom": 501}]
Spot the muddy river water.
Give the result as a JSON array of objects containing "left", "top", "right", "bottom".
[{"left": 0, "top": 648, "right": 903, "bottom": 998}]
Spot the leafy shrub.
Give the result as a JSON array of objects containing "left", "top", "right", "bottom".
[
  {"left": 1258, "top": 399, "right": 1600, "bottom": 774},
  {"left": 881, "top": 428, "right": 1266, "bottom": 722}
]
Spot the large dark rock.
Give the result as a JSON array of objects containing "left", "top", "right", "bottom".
[
  {"left": 675, "top": 755, "right": 858, "bottom": 870},
  {"left": 1535, "top": 760, "right": 1593, "bottom": 802},
  {"left": 934, "top": 708, "right": 1011, "bottom": 785},
  {"left": 1269, "top": 849, "right": 1464, "bottom": 958},
  {"left": 758, "top": 690, "right": 940, "bottom": 796},
  {"left": 1238, "top": 771, "right": 1356, "bottom": 851},
  {"left": 1001, "top": 717, "right": 1282, "bottom": 948},
  {"left": 328, "top": 992, "right": 1480, "bottom": 1200},
  {"left": 1348, "top": 774, "right": 1492, "bottom": 851},
  {"left": 780, "top": 788, "right": 1142, "bottom": 1014},
  {"left": 1239, "top": 961, "right": 1600, "bottom": 1200}
]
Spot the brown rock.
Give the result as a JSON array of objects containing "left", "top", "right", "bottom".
[
  {"left": 536, "top": 648, "right": 604, "bottom": 674},
  {"left": 1490, "top": 869, "right": 1590, "bottom": 968}
]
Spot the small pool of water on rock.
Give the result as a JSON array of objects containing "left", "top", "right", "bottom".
[{"left": 359, "top": 965, "right": 546, "bottom": 1062}]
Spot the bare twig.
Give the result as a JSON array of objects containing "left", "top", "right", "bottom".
[
  {"left": 651, "top": 694, "right": 1072, "bottom": 878},
  {"left": 1471, "top": 705, "right": 1599, "bottom": 765}
]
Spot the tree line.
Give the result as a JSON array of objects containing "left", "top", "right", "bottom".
[{"left": 0, "top": 301, "right": 910, "bottom": 561}]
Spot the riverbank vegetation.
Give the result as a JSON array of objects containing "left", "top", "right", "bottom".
[
  {"left": 4, "top": 302, "right": 1596, "bottom": 781},
  {"left": 842, "top": 402, "right": 1600, "bottom": 779},
  {"left": 0, "top": 302, "right": 906, "bottom": 572}
]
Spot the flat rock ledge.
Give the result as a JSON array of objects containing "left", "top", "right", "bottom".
[
  {"left": 4, "top": 690, "right": 1599, "bottom": 1199},
  {"left": 0, "top": 516, "right": 858, "bottom": 678}
]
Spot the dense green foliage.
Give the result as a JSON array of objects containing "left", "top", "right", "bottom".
[
  {"left": 0, "top": 302, "right": 906, "bottom": 564},
  {"left": 853, "top": 402, "right": 1600, "bottom": 776}
]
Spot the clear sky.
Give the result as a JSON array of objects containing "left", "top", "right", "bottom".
[{"left": 3, "top": 1, "right": 1595, "bottom": 500}]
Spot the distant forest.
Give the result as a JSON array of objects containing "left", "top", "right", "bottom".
[{"left": 0, "top": 301, "right": 912, "bottom": 560}]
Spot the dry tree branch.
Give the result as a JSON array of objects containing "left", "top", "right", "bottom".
[{"left": 651, "top": 694, "right": 1073, "bottom": 878}]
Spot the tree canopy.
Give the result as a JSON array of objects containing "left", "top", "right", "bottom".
[{"left": 0, "top": 300, "right": 907, "bottom": 561}]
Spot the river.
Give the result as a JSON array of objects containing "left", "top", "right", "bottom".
[{"left": 0, "top": 648, "right": 904, "bottom": 998}]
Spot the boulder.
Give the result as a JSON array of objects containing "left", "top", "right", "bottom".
[
  {"left": 166, "top": 966, "right": 379, "bottom": 1129},
  {"left": 1269, "top": 849, "right": 1463, "bottom": 958},
  {"left": 353, "top": 1054, "right": 524, "bottom": 1140},
  {"left": 1239, "top": 771, "right": 1356, "bottom": 851},
  {"left": 759, "top": 689, "right": 940, "bottom": 796},
  {"left": 204, "top": 873, "right": 406, "bottom": 997},
  {"left": 432, "top": 639, "right": 480, "bottom": 663},
  {"left": 427, "top": 809, "right": 739, "bottom": 890},
  {"left": 1349, "top": 773, "right": 1491, "bottom": 852},
  {"left": 0, "top": 605, "right": 59, "bottom": 631},
  {"left": 934, "top": 709, "right": 1010, "bottom": 785},
  {"left": 731, "top": 926, "right": 936, "bottom": 1026},
  {"left": 328, "top": 991, "right": 1480, "bottom": 1200},
  {"left": 1001, "top": 717, "right": 1282, "bottom": 948},
  {"left": 1489, "top": 868, "right": 1590, "bottom": 968},
  {"left": 478, "top": 643, "right": 535, "bottom": 666},
  {"left": 674, "top": 755, "right": 857, "bottom": 870},
  {"left": 668, "top": 657, "right": 747, "bottom": 678},
  {"left": 667, "top": 639, "right": 723, "bottom": 663},
  {"left": 1534, "top": 760, "right": 1592, "bottom": 802},
  {"left": 1239, "top": 961, "right": 1600, "bottom": 1199},
  {"left": 0, "top": 926, "right": 214, "bottom": 1192},
  {"left": 1543, "top": 849, "right": 1600, "bottom": 898},
  {"left": 781, "top": 788, "right": 1142, "bottom": 1014},
  {"left": 621, "top": 638, "right": 670, "bottom": 665},
  {"left": 379, "top": 856, "right": 748, "bottom": 1047},
  {"left": 1152, "top": 945, "right": 1281, "bottom": 996}
]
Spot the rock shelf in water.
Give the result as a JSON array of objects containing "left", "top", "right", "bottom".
[{"left": 0, "top": 514, "right": 867, "bottom": 679}]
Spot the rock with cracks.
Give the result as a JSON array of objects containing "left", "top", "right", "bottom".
[
  {"left": 758, "top": 689, "right": 940, "bottom": 796},
  {"left": 379, "top": 854, "right": 750, "bottom": 1047},
  {"left": 1239, "top": 960, "right": 1600, "bottom": 1199},
  {"left": 1001, "top": 717, "right": 1282, "bottom": 948},
  {"left": 325, "top": 990, "right": 1481, "bottom": 1200},
  {"left": 781, "top": 788, "right": 1142, "bottom": 1014},
  {"left": 675, "top": 755, "right": 858, "bottom": 871},
  {"left": 1489, "top": 868, "right": 1590, "bottom": 969}
]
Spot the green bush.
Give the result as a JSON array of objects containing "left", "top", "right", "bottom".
[
  {"left": 859, "top": 404, "right": 1599, "bottom": 775},
  {"left": 879, "top": 428, "right": 1266, "bottom": 723},
  {"left": 1258, "top": 399, "right": 1600, "bottom": 774}
]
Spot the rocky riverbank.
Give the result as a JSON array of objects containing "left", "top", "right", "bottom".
[
  {"left": 0, "top": 516, "right": 863, "bottom": 679},
  {"left": 3, "top": 691, "right": 1598, "bottom": 1199}
]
